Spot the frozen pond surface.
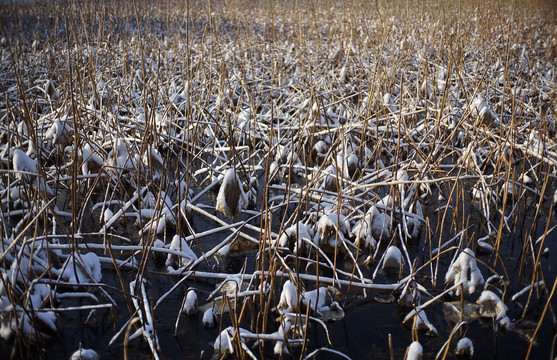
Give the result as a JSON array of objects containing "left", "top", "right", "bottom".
[{"left": 0, "top": 0, "right": 556, "bottom": 359}]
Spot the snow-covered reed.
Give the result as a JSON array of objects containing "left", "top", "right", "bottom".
[{"left": 0, "top": 0, "right": 555, "bottom": 359}]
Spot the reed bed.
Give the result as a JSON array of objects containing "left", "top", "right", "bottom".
[{"left": 0, "top": 0, "right": 556, "bottom": 359}]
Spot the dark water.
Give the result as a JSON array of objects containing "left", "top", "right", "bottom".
[{"left": 33, "top": 190, "right": 557, "bottom": 360}]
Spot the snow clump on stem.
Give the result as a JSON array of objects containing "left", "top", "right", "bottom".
[
  {"left": 445, "top": 248, "right": 484, "bottom": 295},
  {"left": 216, "top": 168, "right": 247, "bottom": 218}
]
